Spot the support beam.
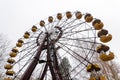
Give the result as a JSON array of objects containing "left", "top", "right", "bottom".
[
  {"left": 46, "top": 34, "right": 57, "bottom": 80},
  {"left": 20, "top": 34, "right": 47, "bottom": 80},
  {"left": 39, "top": 64, "right": 48, "bottom": 80}
]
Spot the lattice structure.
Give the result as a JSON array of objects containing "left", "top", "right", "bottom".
[{"left": 4, "top": 11, "right": 114, "bottom": 80}]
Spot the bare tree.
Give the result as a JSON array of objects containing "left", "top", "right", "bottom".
[
  {"left": 72, "top": 40, "right": 120, "bottom": 80},
  {"left": 59, "top": 57, "right": 72, "bottom": 80},
  {"left": 107, "top": 61, "right": 120, "bottom": 80},
  {"left": 93, "top": 52, "right": 120, "bottom": 80},
  {"left": 0, "top": 33, "right": 11, "bottom": 78}
]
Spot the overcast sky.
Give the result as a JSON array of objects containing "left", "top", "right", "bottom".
[{"left": 0, "top": 0, "right": 120, "bottom": 61}]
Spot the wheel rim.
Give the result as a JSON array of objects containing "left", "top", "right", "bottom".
[{"left": 4, "top": 11, "right": 113, "bottom": 80}]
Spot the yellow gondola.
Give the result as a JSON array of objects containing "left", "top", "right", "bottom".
[
  {"left": 86, "top": 64, "right": 94, "bottom": 72},
  {"left": 4, "top": 77, "right": 12, "bottom": 80},
  {"left": 94, "top": 64, "right": 101, "bottom": 71},
  {"left": 100, "top": 34, "right": 112, "bottom": 43},
  {"left": 6, "top": 70, "right": 15, "bottom": 76},
  {"left": 84, "top": 13, "right": 93, "bottom": 23},
  {"left": 107, "top": 34, "right": 112, "bottom": 41},
  {"left": 75, "top": 11, "right": 82, "bottom": 19},
  {"left": 40, "top": 20, "right": 45, "bottom": 27},
  {"left": 100, "top": 52, "right": 114, "bottom": 61},
  {"left": 87, "top": 64, "right": 92, "bottom": 72},
  {"left": 87, "top": 64, "right": 101, "bottom": 72},
  {"left": 9, "top": 52, "right": 17, "bottom": 57},
  {"left": 96, "top": 44, "right": 109, "bottom": 53},
  {"left": 92, "top": 19, "right": 104, "bottom": 30},
  {"left": 48, "top": 16, "right": 53, "bottom": 23},
  {"left": 57, "top": 13, "right": 62, "bottom": 20},
  {"left": 31, "top": 25, "right": 37, "bottom": 32},
  {"left": 18, "top": 39, "right": 24, "bottom": 43},
  {"left": 108, "top": 51, "right": 114, "bottom": 60},
  {"left": 7, "top": 58, "right": 15, "bottom": 64},
  {"left": 23, "top": 32, "right": 30, "bottom": 39},
  {"left": 89, "top": 77, "right": 96, "bottom": 80},
  {"left": 101, "top": 44, "right": 110, "bottom": 52},
  {"left": 98, "top": 29, "right": 108, "bottom": 37},
  {"left": 12, "top": 48, "right": 18, "bottom": 53},
  {"left": 99, "top": 53, "right": 108, "bottom": 61},
  {"left": 66, "top": 11, "right": 72, "bottom": 19},
  {"left": 16, "top": 39, "right": 24, "bottom": 47},
  {"left": 100, "top": 35, "right": 108, "bottom": 43},
  {"left": 100, "top": 75, "right": 106, "bottom": 80},
  {"left": 4, "top": 64, "right": 13, "bottom": 69},
  {"left": 16, "top": 42, "right": 23, "bottom": 47}
]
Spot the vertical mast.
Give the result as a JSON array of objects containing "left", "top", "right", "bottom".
[{"left": 20, "top": 34, "right": 47, "bottom": 80}]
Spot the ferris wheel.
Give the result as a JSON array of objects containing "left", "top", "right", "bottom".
[{"left": 4, "top": 11, "right": 114, "bottom": 80}]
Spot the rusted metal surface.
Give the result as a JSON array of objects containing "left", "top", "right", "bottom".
[
  {"left": 46, "top": 34, "right": 57, "bottom": 80},
  {"left": 20, "top": 34, "right": 47, "bottom": 80},
  {"left": 39, "top": 64, "right": 48, "bottom": 80},
  {"left": 20, "top": 27, "right": 63, "bottom": 80},
  {"left": 53, "top": 46, "right": 63, "bottom": 80}
]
